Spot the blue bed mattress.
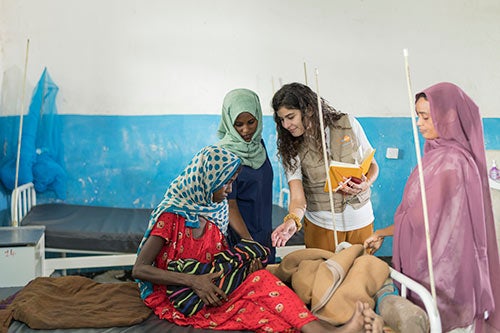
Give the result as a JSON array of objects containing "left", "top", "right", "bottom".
[{"left": 20, "top": 204, "right": 152, "bottom": 253}]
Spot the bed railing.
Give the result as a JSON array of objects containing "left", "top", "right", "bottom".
[
  {"left": 10, "top": 182, "right": 137, "bottom": 276},
  {"left": 390, "top": 268, "right": 442, "bottom": 332},
  {"left": 11, "top": 182, "right": 37, "bottom": 227}
]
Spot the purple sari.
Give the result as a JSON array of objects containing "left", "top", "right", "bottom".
[{"left": 393, "top": 82, "right": 500, "bottom": 332}]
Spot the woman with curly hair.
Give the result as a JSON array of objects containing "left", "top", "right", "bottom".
[{"left": 271, "top": 82, "right": 379, "bottom": 253}]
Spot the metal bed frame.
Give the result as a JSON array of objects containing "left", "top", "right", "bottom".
[{"left": 11, "top": 182, "right": 138, "bottom": 276}]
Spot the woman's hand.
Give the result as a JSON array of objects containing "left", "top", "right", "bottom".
[
  {"left": 364, "top": 233, "right": 384, "bottom": 255},
  {"left": 248, "top": 258, "right": 263, "bottom": 274},
  {"left": 191, "top": 271, "right": 228, "bottom": 307},
  {"left": 340, "top": 175, "right": 370, "bottom": 195},
  {"left": 271, "top": 220, "right": 297, "bottom": 247}
]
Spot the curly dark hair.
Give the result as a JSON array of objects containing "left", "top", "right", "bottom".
[{"left": 272, "top": 82, "right": 345, "bottom": 172}]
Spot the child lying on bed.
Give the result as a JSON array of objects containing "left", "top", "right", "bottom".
[{"left": 132, "top": 145, "right": 384, "bottom": 333}]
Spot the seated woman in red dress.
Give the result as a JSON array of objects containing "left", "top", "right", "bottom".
[{"left": 133, "top": 145, "right": 383, "bottom": 333}]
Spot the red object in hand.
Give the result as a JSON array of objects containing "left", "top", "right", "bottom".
[{"left": 351, "top": 177, "right": 362, "bottom": 184}]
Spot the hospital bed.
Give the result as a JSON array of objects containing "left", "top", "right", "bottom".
[
  {"left": 7, "top": 182, "right": 442, "bottom": 332},
  {"left": 11, "top": 182, "right": 151, "bottom": 276}
]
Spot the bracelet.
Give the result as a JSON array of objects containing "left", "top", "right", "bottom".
[{"left": 283, "top": 213, "right": 302, "bottom": 232}]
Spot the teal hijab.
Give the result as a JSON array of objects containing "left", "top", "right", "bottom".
[{"left": 216, "top": 88, "right": 267, "bottom": 169}]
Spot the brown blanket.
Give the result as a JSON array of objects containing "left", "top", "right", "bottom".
[
  {"left": 268, "top": 244, "right": 390, "bottom": 325},
  {"left": 0, "top": 276, "right": 151, "bottom": 333}
]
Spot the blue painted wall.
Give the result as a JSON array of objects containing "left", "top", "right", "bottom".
[{"left": 1, "top": 115, "right": 498, "bottom": 256}]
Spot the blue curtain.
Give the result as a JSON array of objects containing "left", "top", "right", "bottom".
[{"left": 0, "top": 68, "right": 66, "bottom": 199}]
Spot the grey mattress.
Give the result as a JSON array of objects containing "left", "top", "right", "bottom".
[
  {"left": 20, "top": 204, "right": 152, "bottom": 253},
  {"left": 7, "top": 315, "right": 250, "bottom": 333},
  {"left": 20, "top": 203, "right": 304, "bottom": 253}
]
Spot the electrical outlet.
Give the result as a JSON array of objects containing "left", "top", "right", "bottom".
[{"left": 386, "top": 147, "right": 399, "bottom": 159}]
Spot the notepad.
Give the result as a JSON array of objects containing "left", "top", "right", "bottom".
[{"left": 324, "top": 149, "right": 376, "bottom": 192}]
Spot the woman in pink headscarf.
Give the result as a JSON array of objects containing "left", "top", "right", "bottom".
[{"left": 364, "top": 82, "right": 500, "bottom": 332}]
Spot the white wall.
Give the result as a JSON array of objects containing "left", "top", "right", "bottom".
[{"left": 1, "top": 0, "right": 499, "bottom": 117}]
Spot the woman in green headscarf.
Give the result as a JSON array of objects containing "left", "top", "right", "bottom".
[{"left": 217, "top": 88, "right": 275, "bottom": 263}]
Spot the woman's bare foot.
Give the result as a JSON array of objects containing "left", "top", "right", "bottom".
[
  {"left": 362, "top": 302, "right": 384, "bottom": 333},
  {"left": 336, "top": 300, "right": 385, "bottom": 333}
]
